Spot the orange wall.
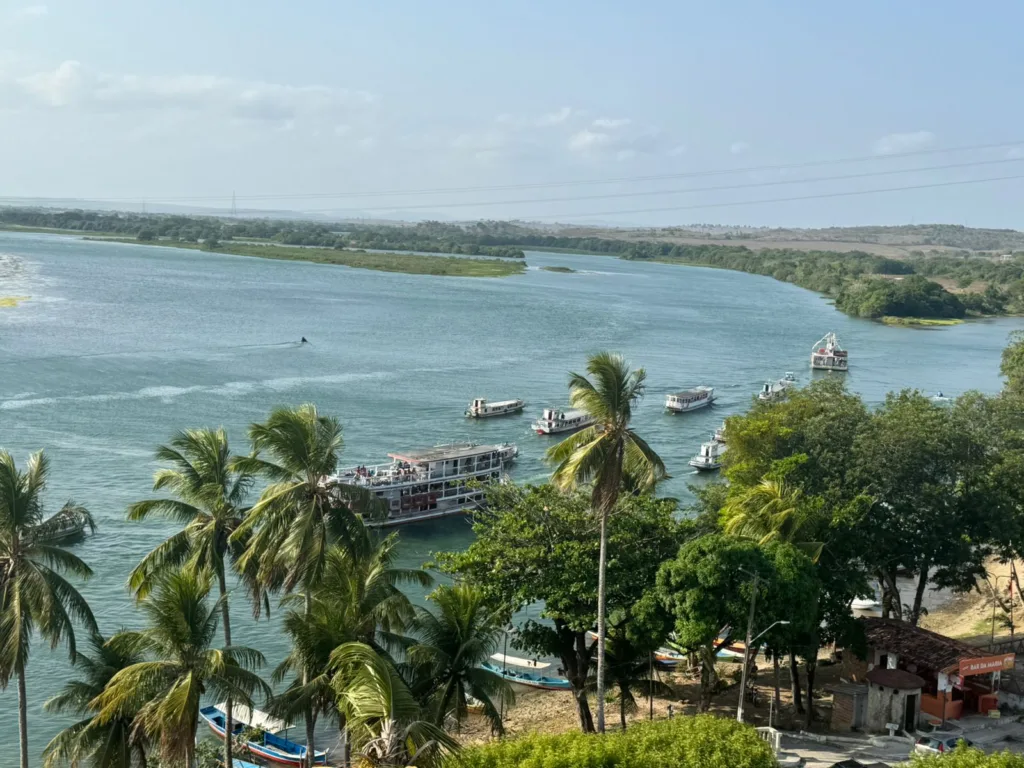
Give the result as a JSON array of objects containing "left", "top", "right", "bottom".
[{"left": 922, "top": 692, "right": 963, "bottom": 721}]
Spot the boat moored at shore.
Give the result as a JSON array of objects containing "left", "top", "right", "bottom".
[
  {"left": 199, "top": 705, "right": 327, "bottom": 766},
  {"left": 666, "top": 386, "right": 715, "bottom": 413},
  {"left": 532, "top": 408, "right": 595, "bottom": 435},
  {"left": 811, "top": 332, "right": 849, "bottom": 371},
  {"left": 465, "top": 397, "right": 525, "bottom": 418},
  {"left": 331, "top": 442, "right": 517, "bottom": 527}
]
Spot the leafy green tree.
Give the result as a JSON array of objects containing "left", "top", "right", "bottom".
[
  {"left": 721, "top": 478, "right": 823, "bottom": 561},
  {"left": 0, "top": 450, "right": 97, "bottom": 768},
  {"left": 232, "top": 404, "right": 383, "bottom": 767},
  {"left": 127, "top": 427, "right": 257, "bottom": 768},
  {"left": 1001, "top": 331, "right": 1024, "bottom": 395},
  {"left": 41, "top": 632, "right": 147, "bottom": 768},
  {"left": 435, "top": 484, "right": 679, "bottom": 732},
  {"left": 586, "top": 627, "right": 673, "bottom": 731},
  {"left": 409, "top": 583, "right": 512, "bottom": 734},
  {"left": 547, "top": 352, "right": 666, "bottom": 733},
  {"left": 93, "top": 570, "right": 270, "bottom": 768},
  {"left": 136, "top": 229, "right": 156, "bottom": 242}
]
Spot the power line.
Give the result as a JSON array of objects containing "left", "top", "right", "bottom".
[
  {"left": 522, "top": 173, "right": 1024, "bottom": 221},
  {"left": 298, "top": 157, "right": 1024, "bottom": 213},
  {"left": 0, "top": 139, "right": 1021, "bottom": 205}
]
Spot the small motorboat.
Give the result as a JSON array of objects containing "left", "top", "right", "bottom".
[
  {"left": 482, "top": 661, "right": 572, "bottom": 690},
  {"left": 199, "top": 705, "right": 328, "bottom": 766},
  {"left": 714, "top": 422, "right": 727, "bottom": 443},
  {"left": 29, "top": 503, "right": 94, "bottom": 544},
  {"left": 689, "top": 437, "right": 727, "bottom": 471}
]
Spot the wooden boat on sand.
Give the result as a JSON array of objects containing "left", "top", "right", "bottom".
[{"left": 199, "top": 704, "right": 328, "bottom": 766}]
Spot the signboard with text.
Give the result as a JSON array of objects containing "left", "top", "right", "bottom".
[{"left": 959, "top": 654, "right": 1015, "bottom": 678}]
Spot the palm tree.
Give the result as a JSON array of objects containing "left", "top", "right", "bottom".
[
  {"left": 272, "top": 535, "right": 430, "bottom": 766},
  {"left": 408, "top": 583, "right": 512, "bottom": 735},
  {"left": 587, "top": 634, "right": 672, "bottom": 731},
  {"left": 547, "top": 352, "right": 666, "bottom": 733},
  {"left": 232, "top": 404, "right": 384, "bottom": 767},
  {"left": 331, "top": 642, "right": 457, "bottom": 768},
  {"left": 127, "top": 427, "right": 257, "bottom": 768},
  {"left": 720, "top": 478, "right": 823, "bottom": 560},
  {"left": 41, "top": 632, "right": 147, "bottom": 768},
  {"left": 92, "top": 569, "right": 270, "bottom": 768},
  {"left": 0, "top": 450, "right": 97, "bottom": 768}
]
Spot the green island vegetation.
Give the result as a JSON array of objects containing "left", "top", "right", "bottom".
[
  {"left": 540, "top": 265, "right": 577, "bottom": 273},
  {"left": 8, "top": 207, "right": 1024, "bottom": 318},
  {"left": 87, "top": 236, "right": 525, "bottom": 278},
  {"left": 10, "top": 340, "right": 1024, "bottom": 768}
]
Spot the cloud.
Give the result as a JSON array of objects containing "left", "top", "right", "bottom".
[
  {"left": 569, "top": 126, "right": 668, "bottom": 161},
  {"left": 668, "top": 144, "right": 687, "bottom": 156},
  {"left": 3, "top": 61, "right": 375, "bottom": 127},
  {"left": 496, "top": 107, "right": 574, "bottom": 129},
  {"left": 730, "top": 141, "right": 750, "bottom": 155},
  {"left": 872, "top": 130, "right": 935, "bottom": 155},
  {"left": 15, "top": 4, "right": 48, "bottom": 17},
  {"left": 592, "top": 117, "right": 631, "bottom": 129},
  {"left": 1006, "top": 147, "right": 1024, "bottom": 159},
  {"left": 568, "top": 129, "right": 613, "bottom": 153}
]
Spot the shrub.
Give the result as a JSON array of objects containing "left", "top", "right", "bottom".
[
  {"left": 445, "top": 715, "right": 775, "bottom": 768},
  {"left": 912, "top": 747, "right": 1024, "bottom": 768}
]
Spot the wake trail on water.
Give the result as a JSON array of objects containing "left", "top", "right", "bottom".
[{"left": 0, "top": 339, "right": 307, "bottom": 366}]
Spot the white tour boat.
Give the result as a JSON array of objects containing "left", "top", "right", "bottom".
[
  {"left": 810, "top": 332, "right": 849, "bottom": 371},
  {"left": 665, "top": 386, "right": 715, "bottom": 413},
  {"left": 714, "top": 421, "right": 727, "bottom": 443},
  {"left": 331, "top": 442, "right": 517, "bottom": 527},
  {"left": 532, "top": 408, "right": 595, "bottom": 435},
  {"left": 465, "top": 397, "right": 525, "bottom": 418},
  {"left": 758, "top": 372, "right": 797, "bottom": 401},
  {"left": 689, "top": 436, "right": 727, "bottom": 471}
]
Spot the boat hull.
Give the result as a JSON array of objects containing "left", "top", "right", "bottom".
[
  {"left": 482, "top": 662, "right": 571, "bottom": 690},
  {"left": 199, "top": 708, "right": 326, "bottom": 766},
  {"left": 466, "top": 405, "right": 525, "bottom": 418},
  {"left": 533, "top": 422, "right": 594, "bottom": 435},
  {"left": 688, "top": 460, "right": 721, "bottom": 471},
  {"left": 666, "top": 398, "right": 714, "bottom": 413}
]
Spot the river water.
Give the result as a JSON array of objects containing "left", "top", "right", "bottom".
[{"left": 0, "top": 232, "right": 1020, "bottom": 764}]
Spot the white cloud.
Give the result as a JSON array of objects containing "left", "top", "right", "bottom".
[
  {"left": 534, "top": 106, "right": 572, "bottom": 126},
  {"left": 1006, "top": 147, "right": 1024, "bottom": 159},
  {"left": 3, "top": 61, "right": 376, "bottom": 127},
  {"left": 730, "top": 141, "right": 750, "bottom": 155},
  {"left": 872, "top": 130, "right": 935, "bottom": 155},
  {"left": 592, "top": 117, "right": 631, "bottom": 129},
  {"left": 568, "top": 129, "right": 613, "bottom": 153},
  {"left": 668, "top": 144, "right": 687, "bottom": 156},
  {"left": 15, "top": 4, "right": 48, "bottom": 17},
  {"left": 496, "top": 107, "right": 575, "bottom": 129}
]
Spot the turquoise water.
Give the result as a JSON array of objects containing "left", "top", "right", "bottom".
[{"left": 0, "top": 232, "right": 1020, "bottom": 764}]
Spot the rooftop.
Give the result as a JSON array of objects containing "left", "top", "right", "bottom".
[
  {"left": 862, "top": 617, "right": 985, "bottom": 672},
  {"left": 389, "top": 442, "right": 507, "bottom": 463},
  {"left": 866, "top": 667, "right": 926, "bottom": 690}
]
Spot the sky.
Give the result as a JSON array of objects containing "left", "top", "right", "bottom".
[{"left": 1, "top": 0, "right": 1023, "bottom": 228}]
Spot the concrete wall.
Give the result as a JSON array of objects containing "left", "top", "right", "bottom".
[{"left": 867, "top": 684, "right": 921, "bottom": 734}]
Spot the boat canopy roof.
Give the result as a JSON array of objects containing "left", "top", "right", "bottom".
[
  {"left": 474, "top": 398, "right": 522, "bottom": 407},
  {"left": 389, "top": 442, "right": 504, "bottom": 463},
  {"left": 217, "top": 703, "right": 290, "bottom": 734},
  {"left": 669, "top": 386, "right": 712, "bottom": 398}
]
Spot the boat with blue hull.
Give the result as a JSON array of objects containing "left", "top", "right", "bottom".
[
  {"left": 199, "top": 705, "right": 328, "bottom": 766},
  {"left": 482, "top": 661, "right": 572, "bottom": 690}
]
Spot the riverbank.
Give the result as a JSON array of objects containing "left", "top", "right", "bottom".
[
  {"left": 880, "top": 316, "right": 964, "bottom": 327},
  {"left": 82, "top": 238, "right": 526, "bottom": 277}
]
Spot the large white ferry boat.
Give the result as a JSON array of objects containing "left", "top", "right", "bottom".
[
  {"left": 331, "top": 442, "right": 517, "bottom": 527},
  {"left": 689, "top": 437, "right": 727, "bottom": 471},
  {"left": 758, "top": 372, "right": 796, "bottom": 402},
  {"left": 532, "top": 408, "right": 596, "bottom": 435},
  {"left": 665, "top": 386, "right": 715, "bottom": 413},
  {"left": 465, "top": 397, "right": 525, "bottom": 418},
  {"left": 811, "top": 332, "right": 848, "bottom": 371}
]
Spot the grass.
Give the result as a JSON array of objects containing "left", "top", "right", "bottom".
[
  {"left": 880, "top": 316, "right": 964, "bottom": 327},
  {"left": 540, "top": 265, "right": 577, "bottom": 273},
  {"left": 80, "top": 238, "right": 526, "bottom": 278}
]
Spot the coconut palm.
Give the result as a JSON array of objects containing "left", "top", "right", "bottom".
[
  {"left": 0, "top": 450, "right": 97, "bottom": 768},
  {"left": 92, "top": 569, "right": 270, "bottom": 768},
  {"left": 127, "top": 427, "right": 257, "bottom": 768},
  {"left": 331, "top": 642, "right": 457, "bottom": 768},
  {"left": 41, "top": 632, "right": 147, "bottom": 768},
  {"left": 408, "top": 583, "right": 511, "bottom": 735},
  {"left": 721, "top": 478, "right": 823, "bottom": 561},
  {"left": 586, "top": 634, "right": 673, "bottom": 731},
  {"left": 232, "top": 404, "right": 385, "bottom": 767},
  {"left": 272, "top": 535, "right": 430, "bottom": 765},
  {"left": 547, "top": 352, "right": 666, "bottom": 733}
]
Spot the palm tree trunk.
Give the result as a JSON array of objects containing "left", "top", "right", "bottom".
[
  {"left": 619, "top": 684, "right": 627, "bottom": 731},
  {"left": 789, "top": 652, "right": 804, "bottom": 714},
  {"left": 595, "top": 508, "right": 609, "bottom": 734},
  {"left": 218, "top": 565, "right": 234, "bottom": 768},
  {"left": 17, "top": 662, "right": 28, "bottom": 768},
  {"left": 911, "top": 561, "right": 930, "bottom": 626},
  {"left": 305, "top": 591, "right": 317, "bottom": 768}
]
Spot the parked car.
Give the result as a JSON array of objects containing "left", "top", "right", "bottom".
[{"left": 915, "top": 735, "right": 974, "bottom": 755}]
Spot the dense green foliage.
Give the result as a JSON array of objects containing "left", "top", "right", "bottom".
[
  {"left": 445, "top": 714, "right": 776, "bottom": 768},
  {"left": 910, "top": 747, "right": 1024, "bottom": 768},
  {"left": 835, "top": 275, "right": 967, "bottom": 318}
]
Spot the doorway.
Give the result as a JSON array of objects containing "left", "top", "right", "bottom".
[{"left": 904, "top": 693, "right": 918, "bottom": 732}]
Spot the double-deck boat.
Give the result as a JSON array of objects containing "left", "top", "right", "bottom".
[
  {"left": 689, "top": 436, "right": 727, "bottom": 471},
  {"left": 666, "top": 386, "right": 715, "bottom": 413},
  {"left": 758, "top": 372, "right": 796, "bottom": 401},
  {"left": 331, "top": 442, "right": 517, "bottom": 527},
  {"left": 811, "top": 332, "right": 849, "bottom": 371},
  {"left": 532, "top": 408, "right": 595, "bottom": 435},
  {"left": 465, "top": 397, "right": 525, "bottom": 418},
  {"left": 199, "top": 704, "right": 327, "bottom": 766}
]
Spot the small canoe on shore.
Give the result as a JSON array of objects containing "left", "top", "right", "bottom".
[
  {"left": 199, "top": 705, "right": 328, "bottom": 766},
  {"left": 482, "top": 661, "right": 572, "bottom": 690}
]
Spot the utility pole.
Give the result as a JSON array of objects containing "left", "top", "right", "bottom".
[{"left": 737, "top": 570, "right": 759, "bottom": 723}]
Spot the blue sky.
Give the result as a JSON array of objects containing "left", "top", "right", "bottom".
[{"left": 1, "top": 0, "right": 1022, "bottom": 227}]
